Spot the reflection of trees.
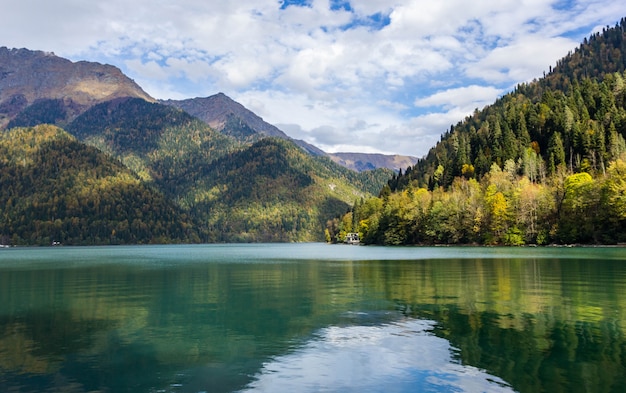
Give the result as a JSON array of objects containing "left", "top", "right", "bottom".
[
  {"left": 0, "top": 261, "right": 365, "bottom": 392},
  {"left": 379, "top": 259, "right": 626, "bottom": 393},
  {"left": 0, "top": 310, "right": 114, "bottom": 392},
  {"left": 402, "top": 305, "right": 626, "bottom": 393}
]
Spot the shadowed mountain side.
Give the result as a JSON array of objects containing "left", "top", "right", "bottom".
[
  {"left": 185, "top": 138, "right": 391, "bottom": 242},
  {"left": 65, "top": 97, "right": 239, "bottom": 187}
]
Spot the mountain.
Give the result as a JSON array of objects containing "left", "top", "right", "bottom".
[
  {"left": 161, "top": 93, "right": 326, "bottom": 155},
  {"left": 328, "top": 152, "right": 418, "bottom": 172},
  {"left": 0, "top": 45, "right": 396, "bottom": 243},
  {"left": 64, "top": 97, "right": 391, "bottom": 242},
  {"left": 0, "top": 125, "right": 199, "bottom": 245},
  {"left": 0, "top": 47, "right": 153, "bottom": 128},
  {"left": 328, "top": 18, "right": 626, "bottom": 246},
  {"left": 193, "top": 138, "right": 392, "bottom": 242},
  {"left": 0, "top": 47, "right": 417, "bottom": 172},
  {"left": 162, "top": 93, "right": 418, "bottom": 171},
  {"left": 66, "top": 97, "right": 239, "bottom": 194}
]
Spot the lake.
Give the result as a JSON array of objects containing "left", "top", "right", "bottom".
[{"left": 1, "top": 244, "right": 625, "bottom": 392}]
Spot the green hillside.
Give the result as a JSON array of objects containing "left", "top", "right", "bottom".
[
  {"left": 63, "top": 98, "right": 390, "bottom": 242},
  {"left": 66, "top": 97, "right": 240, "bottom": 195},
  {"left": 396, "top": 19, "right": 626, "bottom": 189},
  {"left": 0, "top": 125, "right": 199, "bottom": 245},
  {"left": 328, "top": 19, "right": 626, "bottom": 246},
  {"left": 189, "top": 137, "right": 391, "bottom": 242}
]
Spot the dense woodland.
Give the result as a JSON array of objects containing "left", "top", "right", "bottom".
[
  {"left": 0, "top": 125, "right": 199, "bottom": 245},
  {"left": 327, "top": 19, "right": 626, "bottom": 245},
  {"left": 193, "top": 138, "right": 392, "bottom": 242}
]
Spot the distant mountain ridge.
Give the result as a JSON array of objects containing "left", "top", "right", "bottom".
[
  {"left": 328, "top": 152, "right": 418, "bottom": 172},
  {"left": 0, "top": 47, "right": 153, "bottom": 128},
  {"left": 161, "top": 93, "right": 417, "bottom": 170}
]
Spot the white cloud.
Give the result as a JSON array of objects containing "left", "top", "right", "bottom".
[
  {"left": 464, "top": 36, "right": 577, "bottom": 84},
  {"left": 414, "top": 85, "right": 503, "bottom": 111},
  {"left": 2, "top": 0, "right": 626, "bottom": 157},
  {"left": 241, "top": 319, "right": 515, "bottom": 393}
]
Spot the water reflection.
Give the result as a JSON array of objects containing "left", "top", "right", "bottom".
[
  {"left": 241, "top": 318, "right": 514, "bottom": 393},
  {"left": 1, "top": 246, "right": 625, "bottom": 392}
]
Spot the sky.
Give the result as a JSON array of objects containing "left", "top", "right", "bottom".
[{"left": 2, "top": 1, "right": 626, "bottom": 157}]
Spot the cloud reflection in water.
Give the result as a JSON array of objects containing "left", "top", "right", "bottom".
[{"left": 241, "top": 318, "right": 514, "bottom": 393}]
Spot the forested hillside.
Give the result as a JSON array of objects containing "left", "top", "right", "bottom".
[
  {"left": 192, "top": 138, "right": 392, "bottom": 242},
  {"left": 0, "top": 125, "right": 198, "bottom": 245},
  {"left": 327, "top": 19, "right": 626, "bottom": 246},
  {"left": 66, "top": 97, "right": 239, "bottom": 191},
  {"left": 63, "top": 98, "right": 390, "bottom": 242}
]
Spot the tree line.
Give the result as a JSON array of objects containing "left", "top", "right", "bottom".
[{"left": 327, "top": 158, "right": 626, "bottom": 245}]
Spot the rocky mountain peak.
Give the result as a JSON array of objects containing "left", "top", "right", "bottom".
[{"left": 0, "top": 46, "right": 153, "bottom": 128}]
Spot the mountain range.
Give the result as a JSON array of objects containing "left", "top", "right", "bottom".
[
  {"left": 4, "top": 18, "right": 626, "bottom": 245},
  {"left": 0, "top": 46, "right": 415, "bottom": 172},
  {"left": 161, "top": 93, "right": 418, "bottom": 170},
  {"left": 0, "top": 46, "right": 398, "bottom": 244}
]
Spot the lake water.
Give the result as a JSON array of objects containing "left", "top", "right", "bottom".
[{"left": 1, "top": 244, "right": 625, "bottom": 393}]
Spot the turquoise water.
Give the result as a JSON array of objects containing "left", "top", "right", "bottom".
[{"left": 1, "top": 244, "right": 625, "bottom": 392}]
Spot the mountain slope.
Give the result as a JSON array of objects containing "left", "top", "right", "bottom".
[
  {"left": 0, "top": 47, "right": 153, "bottom": 128},
  {"left": 66, "top": 97, "right": 240, "bottom": 195},
  {"left": 0, "top": 125, "right": 198, "bottom": 245},
  {"left": 64, "top": 97, "right": 390, "bottom": 242},
  {"left": 161, "top": 93, "right": 326, "bottom": 155},
  {"left": 394, "top": 18, "right": 626, "bottom": 190},
  {"left": 191, "top": 137, "right": 391, "bottom": 242}
]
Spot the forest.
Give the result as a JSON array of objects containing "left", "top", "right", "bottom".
[
  {"left": 0, "top": 125, "right": 199, "bottom": 245},
  {"left": 326, "top": 19, "right": 626, "bottom": 246}
]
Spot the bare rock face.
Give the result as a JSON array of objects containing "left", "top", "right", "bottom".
[
  {"left": 0, "top": 47, "right": 153, "bottom": 128},
  {"left": 328, "top": 152, "right": 418, "bottom": 172}
]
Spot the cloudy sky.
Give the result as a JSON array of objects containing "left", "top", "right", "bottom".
[{"left": 2, "top": 1, "right": 625, "bottom": 156}]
